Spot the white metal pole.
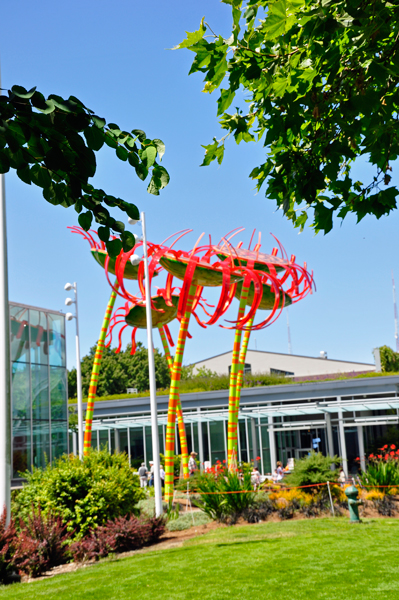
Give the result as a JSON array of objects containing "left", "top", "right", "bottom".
[
  {"left": 0, "top": 170, "right": 11, "bottom": 523},
  {"left": 74, "top": 283, "right": 83, "bottom": 459},
  {"left": 141, "top": 211, "right": 162, "bottom": 517}
]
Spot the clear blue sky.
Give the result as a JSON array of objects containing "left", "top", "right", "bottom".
[{"left": 1, "top": 0, "right": 398, "bottom": 371}]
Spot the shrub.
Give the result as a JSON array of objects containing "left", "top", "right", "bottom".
[
  {"left": 13, "top": 449, "right": 145, "bottom": 538},
  {"left": 166, "top": 512, "right": 211, "bottom": 531},
  {"left": 0, "top": 508, "right": 17, "bottom": 583},
  {"left": 284, "top": 451, "right": 339, "bottom": 488},
  {"left": 13, "top": 507, "right": 71, "bottom": 577},
  {"left": 243, "top": 494, "right": 273, "bottom": 523},
  {"left": 71, "top": 515, "right": 165, "bottom": 562},
  {"left": 194, "top": 468, "right": 255, "bottom": 523}
]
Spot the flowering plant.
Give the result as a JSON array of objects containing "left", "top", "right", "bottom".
[{"left": 359, "top": 445, "right": 399, "bottom": 490}]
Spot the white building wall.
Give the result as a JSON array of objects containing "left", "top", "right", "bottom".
[{"left": 192, "top": 350, "right": 375, "bottom": 378}]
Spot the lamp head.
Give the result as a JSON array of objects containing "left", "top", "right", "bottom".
[
  {"left": 65, "top": 298, "right": 73, "bottom": 306},
  {"left": 66, "top": 312, "right": 74, "bottom": 321},
  {"left": 128, "top": 217, "right": 140, "bottom": 226},
  {"left": 130, "top": 254, "right": 142, "bottom": 266},
  {"left": 64, "top": 283, "right": 73, "bottom": 291}
]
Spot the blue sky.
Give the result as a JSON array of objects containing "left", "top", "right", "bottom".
[{"left": 1, "top": 0, "right": 398, "bottom": 371}]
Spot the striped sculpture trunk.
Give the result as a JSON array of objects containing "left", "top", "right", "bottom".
[
  {"left": 83, "top": 282, "right": 119, "bottom": 455},
  {"left": 227, "top": 283, "right": 250, "bottom": 469},
  {"left": 159, "top": 326, "right": 189, "bottom": 479},
  {"left": 232, "top": 316, "right": 254, "bottom": 460},
  {"left": 164, "top": 284, "right": 197, "bottom": 501}
]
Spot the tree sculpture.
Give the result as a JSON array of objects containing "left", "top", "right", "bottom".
[{"left": 72, "top": 226, "right": 313, "bottom": 500}]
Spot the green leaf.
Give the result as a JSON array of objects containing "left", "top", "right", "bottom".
[
  {"left": 142, "top": 146, "right": 156, "bottom": 168},
  {"left": 16, "top": 165, "right": 31, "bottom": 185},
  {"left": 97, "top": 226, "right": 110, "bottom": 242},
  {"left": 11, "top": 85, "right": 36, "bottom": 99},
  {"left": 0, "top": 150, "right": 10, "bottom": 174},
  {"left": 121, "top": 230, "right": 136, "bottom": 252},
  {"left": 106, "top": 238, "right": 123, "bottom": 258},
  {"left": 84, "top": 126, "right": 105, "bottom": 151},
  {"left": 78, "top": 211, "right": 93, "bottom": 231},
  {"left": 113, "top": 220, "right": 125, "bottom": 233},
  {"left": 30, "top": 164, "right": 52, "bottom": 188},
  {"left": 123, "top": 202, "right": 140, "bottom": 220},
  {"left": 92, "top": 115, "right": 106, "bottom": 129},
  {"left": 104, "top": 133, "right": 118, "bottom": 149},
  {"left": 131, "top": 129, "right": 146, "bottom": 143},
  {"left": 152, "top": 139, "right": 165, "bottom": 161},
  {"left": 173, "top": 17, "right": 206, "bottom": 49},
  {"left": 151, "top": 165, "right": 170, "bottom": 189},
  {"left": 116, "top": 146, "right": 129, "bottom": 161},
  {"left": 217, "top": 89, "right": 235, "bottom": 116}
]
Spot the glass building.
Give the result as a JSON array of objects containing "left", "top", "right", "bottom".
[{"left": 10, "top": 302, "right": 68, "bottom": 484}]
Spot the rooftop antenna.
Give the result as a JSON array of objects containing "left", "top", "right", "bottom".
[
  {"left": 392, "top": 271, "right": 399, "bottom": 352},
  {"left": 287, "top": 308, "right": 292, "bottom": 354}
]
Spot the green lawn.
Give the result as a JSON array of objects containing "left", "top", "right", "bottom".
[{"left": 1, "top": 518, "right": 398, "bottom": 599}]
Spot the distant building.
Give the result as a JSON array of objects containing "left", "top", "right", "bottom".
[
  {"left": 191, "top": 349, "right": 376, "bottom": 379},
  {"left": 10, "top": 302, "right": 68, "bottom": 485}
]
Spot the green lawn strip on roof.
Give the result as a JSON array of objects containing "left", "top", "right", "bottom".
[
  {"left": 68, "top": 371, "right": 399, "bottom": 405},
  {"left": 1, "top": 519, "right": 398, "bottom": 599}
]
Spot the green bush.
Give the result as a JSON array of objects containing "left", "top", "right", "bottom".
[
  {"left": 284, "top": 451, "right": 339, "bottom": 488},
  {"left": 194, "top": 468, "right": 255, "bottom": 523},
  {"left": 12, "top": 449, "right": 145, "bottom": 538},
  {"left": 166, "top": 512, "right": 211, "bottom": 531}
]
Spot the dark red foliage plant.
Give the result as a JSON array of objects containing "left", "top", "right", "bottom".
[
  {"left": 71, "top": 514, "right": 166, "bottom": 562},
  {"left": 13, "top": 506, "right": 72, "bottom": 577},
  {"left": 0, "top": 507, "right": 17, "bottom": 584}
]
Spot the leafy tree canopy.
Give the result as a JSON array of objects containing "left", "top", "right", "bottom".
[
  {"left": 378, "top": 345, "right": 399, "bottom": 372},
  {"left": 177, "top": 1, "right": 399, "bottom": 233},
  {"left": 0, "top": 85, "right": 170, "bottom": 256},
  {"left": 68, "top": 342, "right": 170, "bottom": 398}
]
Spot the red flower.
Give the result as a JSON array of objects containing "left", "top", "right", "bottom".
[
  {"left": 369, "top": 454, "right": 375, "bottom": 459},
  {"left": 390, "top": 451, "right": 395, "bottom": 456},
  {"left": 385, "top": 454, "right": 389, "bottom": 460},
  {"left": 222, "top": 460, "right": 226, "bottom": 463},
  {"left": 391, "top": 444, "right": 396, "bottom": 450},
  {"left": 378, "top": 455, "right": 382, "bottom": 459},
  {"left": 355, "top": 457, "right": 360, "bottom": 461},
  {"left": 383, "top": 445, "right": 388, "bottom": 449},
  {"left": 256, "top": 456, "right": 261, "bottom": 460}
]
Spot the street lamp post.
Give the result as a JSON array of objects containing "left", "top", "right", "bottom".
[
  {"left": 129, "top": 213, "right": 162, "bottom": 517},
  {"left": 65, "top": 282, "right": 83, "bottom": 460}
]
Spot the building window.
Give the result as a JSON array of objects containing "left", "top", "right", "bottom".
[
  {"left": 228, "top": 363, "right": 251, "bottom": 375},
  {"left": 270, "top": 368, "right": 294, "bottom": 377},
  {"left": 10, "top": 302, "right": 68, "bottom": 481}
]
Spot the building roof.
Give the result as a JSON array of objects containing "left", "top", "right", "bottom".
[{"left": 191, "top": 348, "right": 374, "bottom": 367}]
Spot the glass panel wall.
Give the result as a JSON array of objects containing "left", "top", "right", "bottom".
[{"left": 10, "top": 303, "right": 68, "bottom": 479}]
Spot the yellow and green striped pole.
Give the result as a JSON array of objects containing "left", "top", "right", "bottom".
[
  {"left": 232, "top": 315, "right": 254, "bottom": 459},
  {"left": 159, "top": 326, "right": 189, "bottom": 479},
  {"left": 164, "top": 284, "right": 197, "bottom": 501},
  {"left": 227, "top": 283, "right": 250, "bottom": 469},
  {"left": 83, "top": 282, "right": 119, "bottom": 455}
]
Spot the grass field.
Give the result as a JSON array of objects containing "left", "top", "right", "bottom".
[{"left": 1, "top": 518, "right": 398, "bottom": 599}]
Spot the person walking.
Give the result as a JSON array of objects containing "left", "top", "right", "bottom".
[
  {"left": 188, "top": 451, "right": 198, "bottom": 476},
  {"left": 251, "top": 466, "right": 261, "bottom": 490},
  {"left": 149, "top": 460, "right": 155, "bottom": 487},
  {"left": 160, "top": 465, "right": 165, "bottom": 489},
  {"left": 138, "top": 462, "right": 148, "bottom": 488}
]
